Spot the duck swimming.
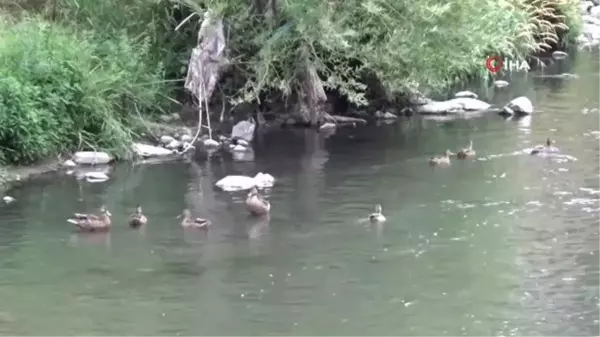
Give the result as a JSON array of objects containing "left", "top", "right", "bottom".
[
  {"left": 456, "top": 140, "right": 476, "bottom": 159},
  {"left": 67, "top": 206, "right": 112, "bottom": 232},
  {"left": 530, "top": 138, "right": 559, "bottom": 155},
  {"left": 178, "top": 209, "right": 210, "bottom": 229},
  {"left": 369, "top": 204, "right": 386, "bottom": 223},
  {"left": 245, "top": 187, "right": 270, "bottom": 216},
  {"left": 129, "top": 205, "right": 147, "bottom": 229},
  {"left": 429, "top": 150, "right": 454, "bottom": 166}
]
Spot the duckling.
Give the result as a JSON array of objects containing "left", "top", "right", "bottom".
[
  {"left": 245, "top": 187, "right": 270, "bottom": 216},
  {"left": 369, "top": 204, "right": 386, "bottom": 223},
  {"left": 456, "top": 140, "right": 476, "bottom": 159},
  {"left": 530, "top": 138, "right": 559, "bottom": 155},
  {"left": 67, "top": 206, "right": 112, "bottom": 232},
  {"left": 129, "top": 205, "right": 147, "bottom": 229},
  {"left": 429, "top": 150, "right": 454, "bottom": 166},
  {"left": 178, "top": 209, "right": 210, "bottom": 229}
]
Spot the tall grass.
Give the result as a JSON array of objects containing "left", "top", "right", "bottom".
[{"left": 0, "top": 15, "right": 167, "bottom": 164}]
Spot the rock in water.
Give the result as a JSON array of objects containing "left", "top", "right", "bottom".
[
  {"left": 236, "top": 139, "right": 249, "bottom": 147},
  {"left": 62, "top": 159, "right": 77, "bottom": 168},
  {"left": 552, "top": 51, "right": 568, "bottom": 60},
  {"left": 215, "top": 172, "right": 276, "bottom": 192},
  {"left": 503, "top": 96, "right": 534, "bottom": 116},
  {"left": 454, "top": 91, "right": 478, "bottom": 99},
  {"left": 319, "top": 122, "right": 336, "bottom": 131},
  {"left": 203, "top": 138, "right": 220, "bottom": 148},
  {"left": 132, "top": 143, "right": 174, "bottom": 157},
  {"left": 3, "top": 196, "right": 15, "bottom": 204},
  {"left": 417, "top": 98, "right": 491, "bottom": 114},
  {"left": 494, "top": 80, "right": 510, "bottom": 88},
  {"left": 160, "top": 135, "right": 175, "bottom": 145},
  {"left": 231, "top": 119, "right": 255, "bottom": 143},
  {"left": 232, "top": 145, "right": 247, "bottom": 152},
  {"left": 72, "top": 151, "right": 113, "bottom": 165}
]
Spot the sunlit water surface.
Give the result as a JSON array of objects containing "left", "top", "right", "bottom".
[{"left": 0, "top": 52, "right": 598, "bottom": 335}]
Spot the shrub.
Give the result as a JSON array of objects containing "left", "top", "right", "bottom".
[{"left": 0, "top": 15, "right": 168, "bottom": 164}]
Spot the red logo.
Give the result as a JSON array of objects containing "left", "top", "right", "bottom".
[{"left": 485, "top": 56, "right": 503, "bottom": 74}]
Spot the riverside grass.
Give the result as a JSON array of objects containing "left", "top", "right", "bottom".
[{"left": 0, "top": 0, "right": 581, "bottom": 164}]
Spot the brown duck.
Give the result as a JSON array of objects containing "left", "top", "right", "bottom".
[
  {"left": 456, "top": 140, "right": 476, "bottom": 159},
  {"left": 67, "top": 206, "right": 112, "bottom": 232},
  {"left": 129, "top": 205, "right": 148, "bottom": 229},
  {"left": 245, "top": 187, "right": 270, "bottom": 216},
  {"left": 178, "top": 209, "right": 210, "bottom": 229}
]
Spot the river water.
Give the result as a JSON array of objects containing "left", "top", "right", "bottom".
[{"left": 0, "top": 52, "right": 598, "bottom": 336}]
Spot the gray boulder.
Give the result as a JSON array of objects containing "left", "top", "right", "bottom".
[
  {"left": 72, "top": 151, "right": 113, "bottom": 165},
  {"left": 501, "top": 96, "right": 533, "bottom": 116}
]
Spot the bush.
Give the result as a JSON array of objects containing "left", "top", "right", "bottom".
[{"left": 0, "top": 15, "right": 168, "bottom": 164}]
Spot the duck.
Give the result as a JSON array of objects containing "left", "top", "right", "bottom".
[
  {"left": 456, "top": 140, "right": 476, "bottom": 159},
  {"left": 429, "top": 150, "right": 454, "bottom": 166},
  {"left": 369, "top": 204, "right": 386, "bottom": 223},
  {"left": 245, "top": 187, "right": 270, "bottom": 216},
  {"left": 129, "top": 205, "right": 147, "bottom": 229},
  {"left": 530, "top": 138, "right": 558, "bottom": 155},
  {"left": 178, "top": 209, "right": 210, "bottom": 229},
  {"left": 67, "top": 206, "right": 112, "bottom": 232}
]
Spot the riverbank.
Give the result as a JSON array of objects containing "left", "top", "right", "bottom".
[{"left": 0, "top": 0, "right": 585, "bottom": 170}]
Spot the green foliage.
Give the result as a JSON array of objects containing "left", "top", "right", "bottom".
[
  {"left": 181, "top": 0, "right": 579, "bottom": 106},
  {"left": 0, "top": 15, "right": 167, "bottom": 164}
]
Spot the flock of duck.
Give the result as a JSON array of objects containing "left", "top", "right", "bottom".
[
  {"left": 66, "top": 187, "right": 271, "bottom": 232},
  {"left": 66, "top": 137, "right": 558, "bottom": 232}
]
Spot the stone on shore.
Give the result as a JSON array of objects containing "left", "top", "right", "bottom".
[
  {"left": 132, "top": 143, "right": 175, "bottom": 158},
  {"left": 72, "top": 151, "right": 113, "bottom": 165}
]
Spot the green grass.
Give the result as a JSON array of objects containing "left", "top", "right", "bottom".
[{"left": 0, "top": 14, "right": 168, "bottom": 164}]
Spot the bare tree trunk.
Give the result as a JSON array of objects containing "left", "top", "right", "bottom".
[{"left": 297, "top": 45, "right": 327, "bottom": 125}]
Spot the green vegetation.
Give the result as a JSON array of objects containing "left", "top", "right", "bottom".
[{"left": 0, "top": 0, "right": 582, "bottom": 165}]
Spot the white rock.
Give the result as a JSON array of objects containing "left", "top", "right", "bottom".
[
  {"left": 180, "top": 134, "right": 193, "bottom": 143},
  {"left": 3, "top": 196, "right": 16, "bottom": 204},
  {"left": 319, "top": 122, "right": 336, "bottom": 131},
  {"left": 72, "top": 151, "right": 113, "bottom": 165},
  {"left": 215, "top": 172, "right": 276, "bottom": 192},
  {"left": 165, "top": 140, "right": 181, "bottom": 150},
  {"left": 232, "top": 145, "right": 247, "bottom": 152},
  {"left": 253, "top": 172, "right": 275, "bottom": 188},
  {"left": 132, "top": 143, "right": 174, "bottom": 157},
  {"left": 160, "top": 135, "right": 175, "bottom": 145},
  {"left": 494, "top": 80, "right": 510, "bottom": 88},
  {"left": 454, "top": 91, "right": 478, "bottom": 99},
  {"left": 62, "top": 159, "right": 77, "bottom": 167},
  {"left": 203, "top": 138, "right": 220, "bottom": 148},
  {"left": 84, "top": 172, "right": 109, "bottom": 183},
  {"left": 504, "top": 96, "right": 534, "bottom": 115},
  {"left": 231, "top": 119, "right": 256, "bottom": 143},
  {"left": 381, "top": 112, "right": 398, "bottom": 119},
  {"left": 591, "top": 6, "right": 600, "bottom": 19},
  {"left": 552, "top": 51, "right": 568, "bottom": 60},
  {"left": 417, "top": 98, "right": 491, "bottom": 114},
  {"left": 236, "top": 139, "right": 250, "bottom": 147}
]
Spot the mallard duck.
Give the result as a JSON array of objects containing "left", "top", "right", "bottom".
[
  {"left": 456, "top": 140, "right": 476, "bottom": 159},
  {"left": 429, "top": 150, "right": 454, "bottom": 166},
  {"left": 178, "top": 209, "right": 210, "bottom": 229},
  {"left": 67, "top": 206, "right": 112, "bottom": 232},
  {"left": 530, "top": 138, "right": 558, "bottom": 155},
  {"left": 245, "top": 187, "right": 270, "bottom": 216},
  {"left": 129, "top": 205, "right": 147, "bottom": 228},
  {"left": 369, "top": 204, "right": 386, "bottom": 223}
]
